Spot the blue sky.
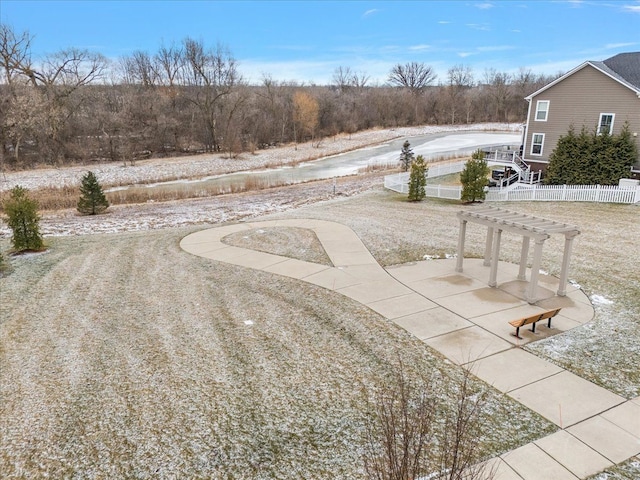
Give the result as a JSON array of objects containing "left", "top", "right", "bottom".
[{"left": 2, "top": 0, "right": 639, "bottom": 85}]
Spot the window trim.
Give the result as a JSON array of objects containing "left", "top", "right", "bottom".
[
  {"left": 535, "top": 100, "right": 549, "bottom": 122},
  {"left": 531, "top": 133, "right": 545, "bottom": 156},
  {"left": 597, "top": 113, "right": 615, "bottom": 135}
]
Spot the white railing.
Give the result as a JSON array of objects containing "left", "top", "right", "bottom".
[
  {"left": 385, "top": 174, "right": 640, "bottom": 204},
  {"left": 384, "top": 161, "right": 467, "bottom": 194},
  {"left": 485, "top": 184, "right": 640, "bottom": 204}
]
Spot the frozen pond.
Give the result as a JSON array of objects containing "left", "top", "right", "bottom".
[{"left": 109, "top": 132, "right": 520, "bottom": 195}]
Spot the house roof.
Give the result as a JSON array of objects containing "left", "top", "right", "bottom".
[{"left": 525, "top": 51, "right": 640, "bottom": 100}]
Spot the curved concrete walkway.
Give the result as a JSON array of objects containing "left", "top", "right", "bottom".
[{"left": 181, "top": 219, "right": 640, "bottom": 480}]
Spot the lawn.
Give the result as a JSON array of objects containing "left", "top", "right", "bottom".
[{"left": 1, "top": 186, "right": 638, "bottom": 478}]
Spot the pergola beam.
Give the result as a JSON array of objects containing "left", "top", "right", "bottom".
[{"left": 456, "top": 206, "right": 580, "bottom": 304}]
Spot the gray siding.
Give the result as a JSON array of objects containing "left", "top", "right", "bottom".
[{"left": 524, "top": 64, "right": 640, "bottom": 171}]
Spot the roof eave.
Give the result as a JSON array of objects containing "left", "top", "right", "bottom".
[{"left": 524, "top": 61, "right": 640, "bottom": 101}]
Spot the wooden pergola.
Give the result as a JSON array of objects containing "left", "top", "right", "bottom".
[{"left": 455, "top": 206, "right": 580, "bottom": 304}]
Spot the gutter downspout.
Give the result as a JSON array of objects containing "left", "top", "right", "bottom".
[{"left": 522, "top": 98, "right": 532, "bottom": 160}]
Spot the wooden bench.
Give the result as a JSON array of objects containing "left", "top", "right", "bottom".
[{"left": 509, "top": 308, "right": 562, "bottom": 339}]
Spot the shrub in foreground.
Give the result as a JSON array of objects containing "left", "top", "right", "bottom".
[{"left": 3, "top": 186, "right": 45, "bottom": 252}]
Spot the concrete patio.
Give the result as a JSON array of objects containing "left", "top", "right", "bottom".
[{"left": 180, "top": 218, "right": 640, "bottom": 479}]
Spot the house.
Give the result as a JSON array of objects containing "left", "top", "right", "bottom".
[{"left": 522, "top": 52, "right": 640, "bottom": 175}]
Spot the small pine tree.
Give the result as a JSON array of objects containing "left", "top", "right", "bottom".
[
  {"left": 3, "top": 186, "right": 44, "bottom": 252},
  {"left": 77, "top": 171, "right": 109, "bottom": 215},
  {"left": 460, "top": 149, "right": 490, "bottom": 203},
  {"left": 399, "top": 140, "right": 415, "bottom": 172},
  {"left": 408, "top": 155, "right": 428, "bottom": 201}
]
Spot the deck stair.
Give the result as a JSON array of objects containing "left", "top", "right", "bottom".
[{"left": 485, "top": 148, "right": 542, "bottom": 186}]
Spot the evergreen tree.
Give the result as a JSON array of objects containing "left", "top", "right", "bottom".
[
  {"left": 3, "top": 186, "right": 44, "bottom": 252},
  {"left": 460, "top": 149, "right": 490, "bottom": 203},
  {"left": 545, "top": 125, "right": 578, "bottom": 185},
  {"left": 399, "top": 140, "right": 415, "bottom": 172},
  {"left": 77, "top": 171, "right": 109, "bottom": 215},
  {"left": 546, "top": 122, "right": 637, "bottom": 185},
  {"left": 408, "top": 155, "right": 427, "bottom": 201}
]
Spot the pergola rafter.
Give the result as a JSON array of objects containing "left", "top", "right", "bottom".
[{"left": 455, "top": 206, "right": 580, "bottom": 304}]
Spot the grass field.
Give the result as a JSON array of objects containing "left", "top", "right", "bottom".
[{"left": 1, "top": 184, "right": 638, "bottom": 478}]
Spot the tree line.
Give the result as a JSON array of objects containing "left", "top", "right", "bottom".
[{"left": 0, "top": 24, "right": 558, "bottom": 169}]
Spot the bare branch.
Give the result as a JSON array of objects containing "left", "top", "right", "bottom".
[{"left": 388, "top": 62, "right": 437, "bottom": 95}]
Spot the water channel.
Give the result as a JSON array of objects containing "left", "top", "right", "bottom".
[{"left": 109, "top": 131, "right": 521, "bottom": 197}]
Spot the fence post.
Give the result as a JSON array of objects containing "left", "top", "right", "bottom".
[
  {"left": 562, "top": 184, "right": 567, "bottom": 200},
  {"left": 532, "top": 184, "right": 536, "bottom": 200},
  {"left": 635, "top": 186, "right": 640, "bottom": 203},
  {"left": 596, "top": 184, "right": 601, "bottom": 202}
]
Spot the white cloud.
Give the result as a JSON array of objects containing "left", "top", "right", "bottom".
[
  {"left": 363, "top": 9, "right": 379, "bottom": 17},
  {"left": 239, "top": 57, "right": 397, "bottom": 86},
  {"left": 520, "top": 58, "right": 584, "bottom": 76},
  {"left": 474, "top": 2, "right": 494, "bottom": 9},
  {"left": 604, "top": 42, "right": 637, "bottom": 49},
  {"left": 466, "top": 23, "right": 491, "bottom": 31},
  {"left": 457, "top": 52, "right": 475, "bottom": 58},
  {"left": 622, "top": 3, "right": 640, "bottom": 13},
  {"left": 438, "top": 20, "right": 452, "bottom": 24},
  {"left": 477, "top": 45, "right": 516, "bottom": 52},
  {"left": 409, "top": 44, "right": 432, "bottom": 51}
]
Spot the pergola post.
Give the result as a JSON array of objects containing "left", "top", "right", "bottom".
[
  {"left": 518, "top": 236, "right": 530, "bottom": 280},
  {"left": 457, "top": 207, "right": 580, "bottom": 303},
  {"left": 557, "top": 235, "right": 576, "bottom": 296},
  {"left": 488, "top": 229, "right": 502, "bottom": 287},
  {"left": 483, "top": 227, "right": 494, "bottom": 266},
  {"left": 527, "top": 238, "right": 545, "bottom": 304},
  {"left": 456, "top": 219, "right": 467, "bottom": 272}
]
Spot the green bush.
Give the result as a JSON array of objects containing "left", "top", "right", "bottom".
[
  {"left": 460, "top": 150, "right": 489, "bottom": 203},
  {"left": 408, "top": 155, "right": 427, "bottom": 201},
  {"left": 77, "top": 171, "right": 110, "bottom": 215},
  {"left": 546, "top": 123, "right": 638, "bottom": 185},
  {"left": 3, "top": 186, "right": 44, "bottom": 252}
]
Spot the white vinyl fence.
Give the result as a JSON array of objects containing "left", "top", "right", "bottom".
[
  {"left": 383, "top": 162, "right": 466, "bottom": 194},
  {"left": 384, "top": 171, "right": 640, "bottom": 204},
  {"left": 485, "top": 184, "right": 640, "bottom": 203}
]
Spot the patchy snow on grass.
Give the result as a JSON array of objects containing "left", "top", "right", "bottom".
[{"left": 590, "top": 294, "right": 613, "bottom": 305}]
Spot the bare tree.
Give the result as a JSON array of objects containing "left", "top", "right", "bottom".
[
  {"left": 333, "top": 66, "right": 354, "bottom": 93},
  {"left": 155, "top": 43, "right": 183, "bottom": 87},
  {"left": 362, "top": 362, "right": 495, "bottom": 480},
  {"left": 388, "top": 62, "right": 437, "bottom": 96},
  {"left": 388, "top": 62, "right": 437, "bottom": 122},
  {"left": 182, "top": 38, "right": 241, "bottom": 152},
  {"left": 446, "top": 64, "right": 474, "bottom": 124},
  {"left": 483, "top": 69, "right": 512, "bottom": 123},
  {"left": 0, "top": 24, "right": 34, "bottom": 85},
  {"left": 333, "top": 66, "right": 370, "bottom": 94}
]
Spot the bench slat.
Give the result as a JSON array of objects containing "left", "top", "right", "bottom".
[{"left": 508, "top": 308, "right": 562, "bottom": 339}]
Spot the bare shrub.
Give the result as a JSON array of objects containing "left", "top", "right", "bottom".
[{"left": 362, "top": 361, "right": 494, "bottom": 480}]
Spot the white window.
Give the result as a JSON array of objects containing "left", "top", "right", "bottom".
[
  {"left": 531, "top": 133, "right": 545, "bottom": 155},
  {"left": 535, "top": 100, "right": 549, "bottom": 121},
  {"left": 598, "top": 113, "right": 615, "bottom": 134}
]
